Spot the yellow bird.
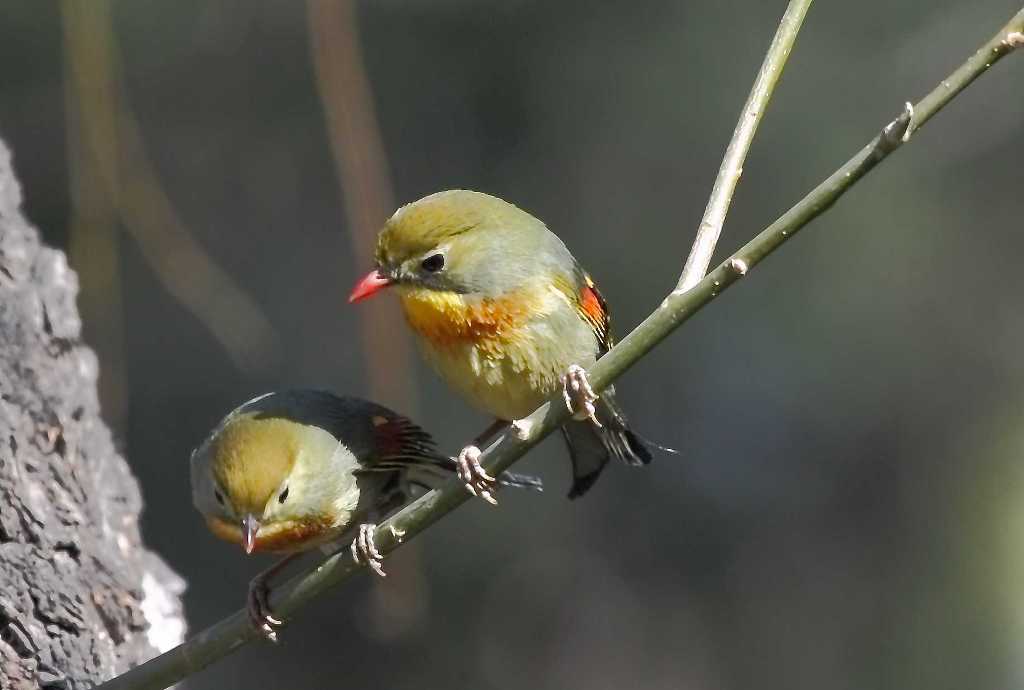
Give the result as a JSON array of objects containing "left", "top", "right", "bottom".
[
  {"left": 350, "top": 190, "right": 652, "bottom": 499},
  {"left": 190, "top": 389, "right": 541, "bottom": 640}
]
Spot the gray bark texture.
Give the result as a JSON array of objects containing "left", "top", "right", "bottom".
[{"left": 0, "top": 141, "right": 185, "bottom": 689}]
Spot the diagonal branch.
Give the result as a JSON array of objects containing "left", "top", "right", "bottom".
[
  {"left": 94, "top": 7, "right": 1024, "bottom": 690},
  {"left": 677, "top": 0, "right": 814, "bottom": 292}
]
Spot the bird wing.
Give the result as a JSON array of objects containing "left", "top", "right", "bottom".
[
  {"left": 362, "top": 413, "right": 447, "bottom": 473},
  {"left": 357, "top": 413, "right": 544, "bottom": 493},
  {"left": 269, "top": 393, "right": 543, "bottom": 493},
  {"left": 573, "top": 270, "right": 614, "bottom": 356},
  {"left": 242, "top": 390, "right": 449, "bottom": 476}
]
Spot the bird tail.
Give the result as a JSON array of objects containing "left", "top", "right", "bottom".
[
  {"left": 561, "top": 385, "right": 652, "bottom": 499},
  {"left": 494, "top": 470, "right": 545, "bottom": 491}
]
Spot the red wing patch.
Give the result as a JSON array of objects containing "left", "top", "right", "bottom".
[
  {"left": 370, "top": 414, "right": 439, "bottom": 466},
  {"left": 580, "top": 285, "right": 604, "bottom": 323},
  {"left": 372, "top": 416, "right": 405, "bottom": 458},
  {"left": 578, "top": 274, "right": 612, "bottom": 353}
]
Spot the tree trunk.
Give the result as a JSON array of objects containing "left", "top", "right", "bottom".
[{"left": 0, "top": 140, "right": 185, "bottom": 689}]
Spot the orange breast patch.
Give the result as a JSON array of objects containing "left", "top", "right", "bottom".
[
  {"left": 207, "top": 514, "right": 336, "bottom": 554},
  {"left": 399, "top": 286, "right": 541, "bottom": 350}
]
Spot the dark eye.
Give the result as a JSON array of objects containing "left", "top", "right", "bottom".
[
  {"left": 278, "top": 486, "right": 289, "bottom": 504},
  {"left": 421, "top": 253, "right": 445, "bottom": 273},
  {"left": 214, "top": 489, "right": 225, "bottom": 506}
]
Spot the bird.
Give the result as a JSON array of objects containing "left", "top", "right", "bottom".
[
  {"left": 190, "top": 389, "right": 541, "bottom": 640},
  {"left": 349, "top": 189, "right": 653, "bottom": 499}
]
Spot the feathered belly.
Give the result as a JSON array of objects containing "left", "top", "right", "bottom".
[
  {"left": 399, "top": 287, "right": 598, "bottom": 420},
  {"left": 419, "top": 337, "right": 555, "bottom": 420}
]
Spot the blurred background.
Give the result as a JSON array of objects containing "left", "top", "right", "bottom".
[{"left": 2, "top": 1, "right": 1024, "bottom": 688}]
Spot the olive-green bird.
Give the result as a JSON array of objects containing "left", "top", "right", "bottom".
[
  {"left": 350, "top": 190, "right": 654, "bottom": 499},
  {"left": 190, "top": 389, "right": 541, "bottom": 640}
]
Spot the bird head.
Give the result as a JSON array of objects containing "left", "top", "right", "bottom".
[
  {"left": 190, "top": 407, "right": 345, "bottom": 554},
  {"left": 349, "top": 190, "right": 556, "bottom": 304}
]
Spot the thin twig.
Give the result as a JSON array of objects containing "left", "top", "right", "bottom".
[
  {"left": 307, "top": 0, "right": 418, "bottom": 411},
  {"left": 306, "top": 0, "right": 426, "bottom": 637},
  {"left": 62, "top": 36, "right": 129, "bottom": 429},
  {"left": 60, "top": 0, "right": 282, "bottom": 374},
  {"left": 676, "top": 0, "right": 814, "bottom": 293},
  {"left": 94, "top": 7, "right": 1024, "bottom": 690}
]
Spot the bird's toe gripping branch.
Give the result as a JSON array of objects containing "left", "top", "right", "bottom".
[
  {"left": 562, "top": 364, "right": 601, "bottom": 427},
  {"left": 247, "top": 576, "right": 284, "bottom": 643},
  {"left": 351, "top": 523, "right": 386, "bottom": 577},
  {"left": 455, "top": 444, "right": 498, "bottom": 505}
]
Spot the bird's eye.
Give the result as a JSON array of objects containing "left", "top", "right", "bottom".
[
  {"left": 278, "top": 486, "right": 289, "bottom": 504},
  {"left": 421, "top": 253, "right": 445, "bottom": 273},
  {"left": 214, "top": 489, "right": 225, "bottom": 506}
]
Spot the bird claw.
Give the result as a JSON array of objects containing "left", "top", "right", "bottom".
[
  {"left": 247, "top": 576, "right": 283, "bottom": 643},
  {"left": 456, "top": 445, "right": 498, "bottom": 505},
  {"left": 351, "top": 523, "right": 386, "bottom": 577},
  {"left": 562, "top": 364, "right": 601, "bottom": 427}
]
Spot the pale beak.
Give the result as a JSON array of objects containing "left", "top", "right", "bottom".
[
  {"left": 349, "top": 269, "right": 393, "bottom": 303},
  {"left": 241, "top": 514, "right": 260, "bottom": 554}
]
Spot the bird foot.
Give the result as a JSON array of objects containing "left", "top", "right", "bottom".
[
  {"left": 351, "top": 523, "right": 386, "bottom": 577},
  {"left": 455, "top": 444, "right": 498, "bottom": 505},
  {"left": 562, "top": 364, "right": 601, "bottom": 427},
  {"left": 247, "top": 575, "right": 284, "bottom": 643}
]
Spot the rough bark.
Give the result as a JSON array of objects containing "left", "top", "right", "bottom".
[{"left": 0, "top": 140, "right": 185, "bottom": 689}]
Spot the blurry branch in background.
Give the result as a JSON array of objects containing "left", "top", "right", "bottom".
[
  {"left": 60, "top": 0, "right": 281, "bottom": 375},
  {"left": 92, "top": 6, "right": 1024, "bottom": 690},
  {"left": 62, "top": 18, "right": 128, "bottom": 428},
  {"left": 306, "top": 0, "right": 425, "bottom": 640},
  {"left": 307, "top": 0, "right": 417, "bottom": 411},
  {"left": 676, "top": 0, "right": 813, "bottom": 292}
]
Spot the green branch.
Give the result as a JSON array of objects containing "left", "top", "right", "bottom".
[
  {"left": 678, "top": 0, "right": 814, "bottom": 291},
  {"left": 94, "top": 7, "right": 1024, "bottom": 690}
]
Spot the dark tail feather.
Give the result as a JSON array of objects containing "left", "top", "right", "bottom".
[
  {"left": 496, "top": 471, "right": 544, "bottom": 491},
  {"left": 561, "top": 386, "right": 652, "bottom": 500},
  {"left": 561, "top": 424, "right": 609, "bottom": 499}
]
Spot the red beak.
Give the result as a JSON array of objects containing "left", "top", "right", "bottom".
[{"left": 349, "top": 269, "right": 394, "bottom": 303}]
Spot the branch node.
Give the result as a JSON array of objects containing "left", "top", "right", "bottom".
[
  {"left": 511, "top": 419, "right": 533, "bottom": 439},
  {"left": 1005, "top": 31, "right": 1024, "bottom": 48},
  {"left": 388, "top": 524, "right": 406, "bottom": 543},
  {"left": 880, "top": 102, "right": 914, "bottom": 149},
  {"left": 899, "top": 102, "right": 915, "bottom": 142},
  {"left": 728, "top": 257, "right": 749, "bottom": 275}
]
